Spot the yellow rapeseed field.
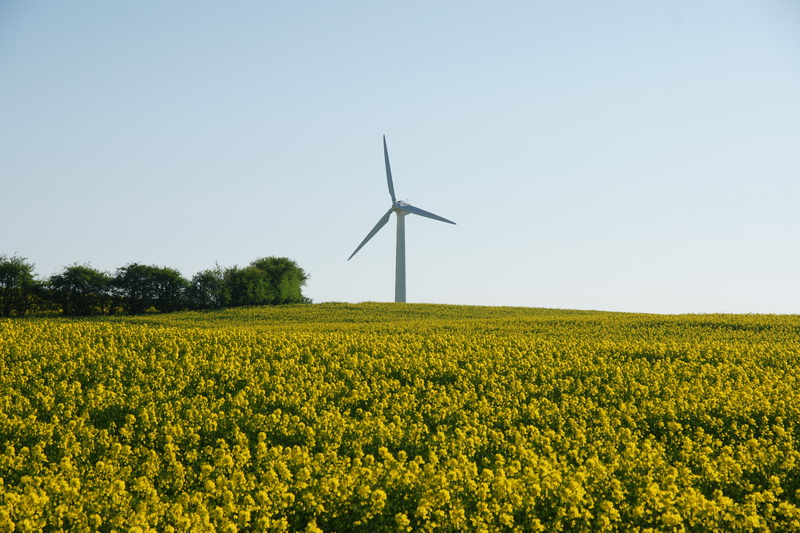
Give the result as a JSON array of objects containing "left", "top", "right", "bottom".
[{"left": 1, "top": 303, "right": 799, "bottom": 531}]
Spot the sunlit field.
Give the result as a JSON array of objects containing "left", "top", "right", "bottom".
[{"left": 2, "top": 304, "right": 799, "bottom": 531}]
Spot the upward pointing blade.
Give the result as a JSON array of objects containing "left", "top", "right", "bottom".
[
  {"left": 400, "top": 203, "right": 457, "bottom": 225},
  {"left": 384, "top": 135, "right": 396, "bottom": 203},
  {"left": 348, "top": 208, "right": 394, "bottom": 260}
]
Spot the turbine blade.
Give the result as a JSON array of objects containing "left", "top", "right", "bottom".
[
  {"left": 401, "top": 203, "right": 456, "bottom": 225},
  {"left": 384, "top": 135, "right": 397, "bottom": 203},
  {"left": 348, "top": 208, "right": 394, "bottom": 260}
]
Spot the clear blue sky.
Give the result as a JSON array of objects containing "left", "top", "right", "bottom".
[{"left": 2, "top": 1, "right": 799, "bottom": 313}]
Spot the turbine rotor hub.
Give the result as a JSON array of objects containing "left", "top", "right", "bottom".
[{"left": 392, "top": 200, "right": 410, "bottom": 215}]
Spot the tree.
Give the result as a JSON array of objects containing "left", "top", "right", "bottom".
[
  {"left": 114, "top": 263, "right": 188, "bottom": 314},
  {"left": 150, "top": 266, "right": 188, "bottom": 313},
  {"left": 113, "top": 263, "right": 151, "bottom": 314},
  {"left": 223, "top": 265, "right": 272, "bottom": 307},
  {"left": 221, "top": 257, "right": 309, "bottom": 308},
  {"left": 49, "top": 264, "right": 112, "bottom": 316},
  {"left": 249, "top": 256, "right": 309, "bottom": 304},
  {"left": 0, "top": 254, "right": 39, "bottom": 317},
  {"left": 0, "top": 254, "right": 309, "bottom": 316},
  {"left": 187, "top": 266, "right": 229, "bottom": 310}
]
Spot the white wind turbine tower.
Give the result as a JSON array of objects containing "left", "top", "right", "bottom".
[{"left": 348, "top": 136, "right": 456, "bottom": 303}]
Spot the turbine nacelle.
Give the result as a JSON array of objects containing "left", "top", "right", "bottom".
[{"left": 392, "top": 200, "right": 410, "bottom": 215}]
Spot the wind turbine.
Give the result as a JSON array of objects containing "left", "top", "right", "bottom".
[{"left": 348, "top": 135, "right": 456, "bottom": 303}]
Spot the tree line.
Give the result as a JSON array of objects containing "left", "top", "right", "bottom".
[{"left": 0, "top": 254, "right": 309, "bottom": 317}]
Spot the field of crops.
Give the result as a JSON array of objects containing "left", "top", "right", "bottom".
[{"left": 2, "top": 303, "right": 800, "bottom": 531}]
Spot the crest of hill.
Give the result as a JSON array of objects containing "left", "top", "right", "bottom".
[{"left": 63, "top": 302, "right": 800, "bottom": 340}]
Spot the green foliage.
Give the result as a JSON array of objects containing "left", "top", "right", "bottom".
[
  {"left": 188, "top": 258, "right": 309, "bottom": 309},
  {"left": 150, "top": 266, "right": 188, "bottom": 313},
  {"left": 0, "top": 254, "right": 39, "bottom": 317},
  {"left": 223, "top": 265, "right": 273, "bottom": 307},
  {"left": 49, "top": 264, "right": 112, "bottom": 316},
  {"left": 1, "top": 254, "right": 309, "bottom": 316},
  {"left": 249, "top": 256, "right": 309, "bottom": 305},
  {"left": 187, "top": 266, "right": 228, "bottom": 310},
  {"left": 217, "top": 257, "right": 309, "bottom": 308},
  {"left": 113, "top": 263, "right": 188, "bottom": 314}
]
